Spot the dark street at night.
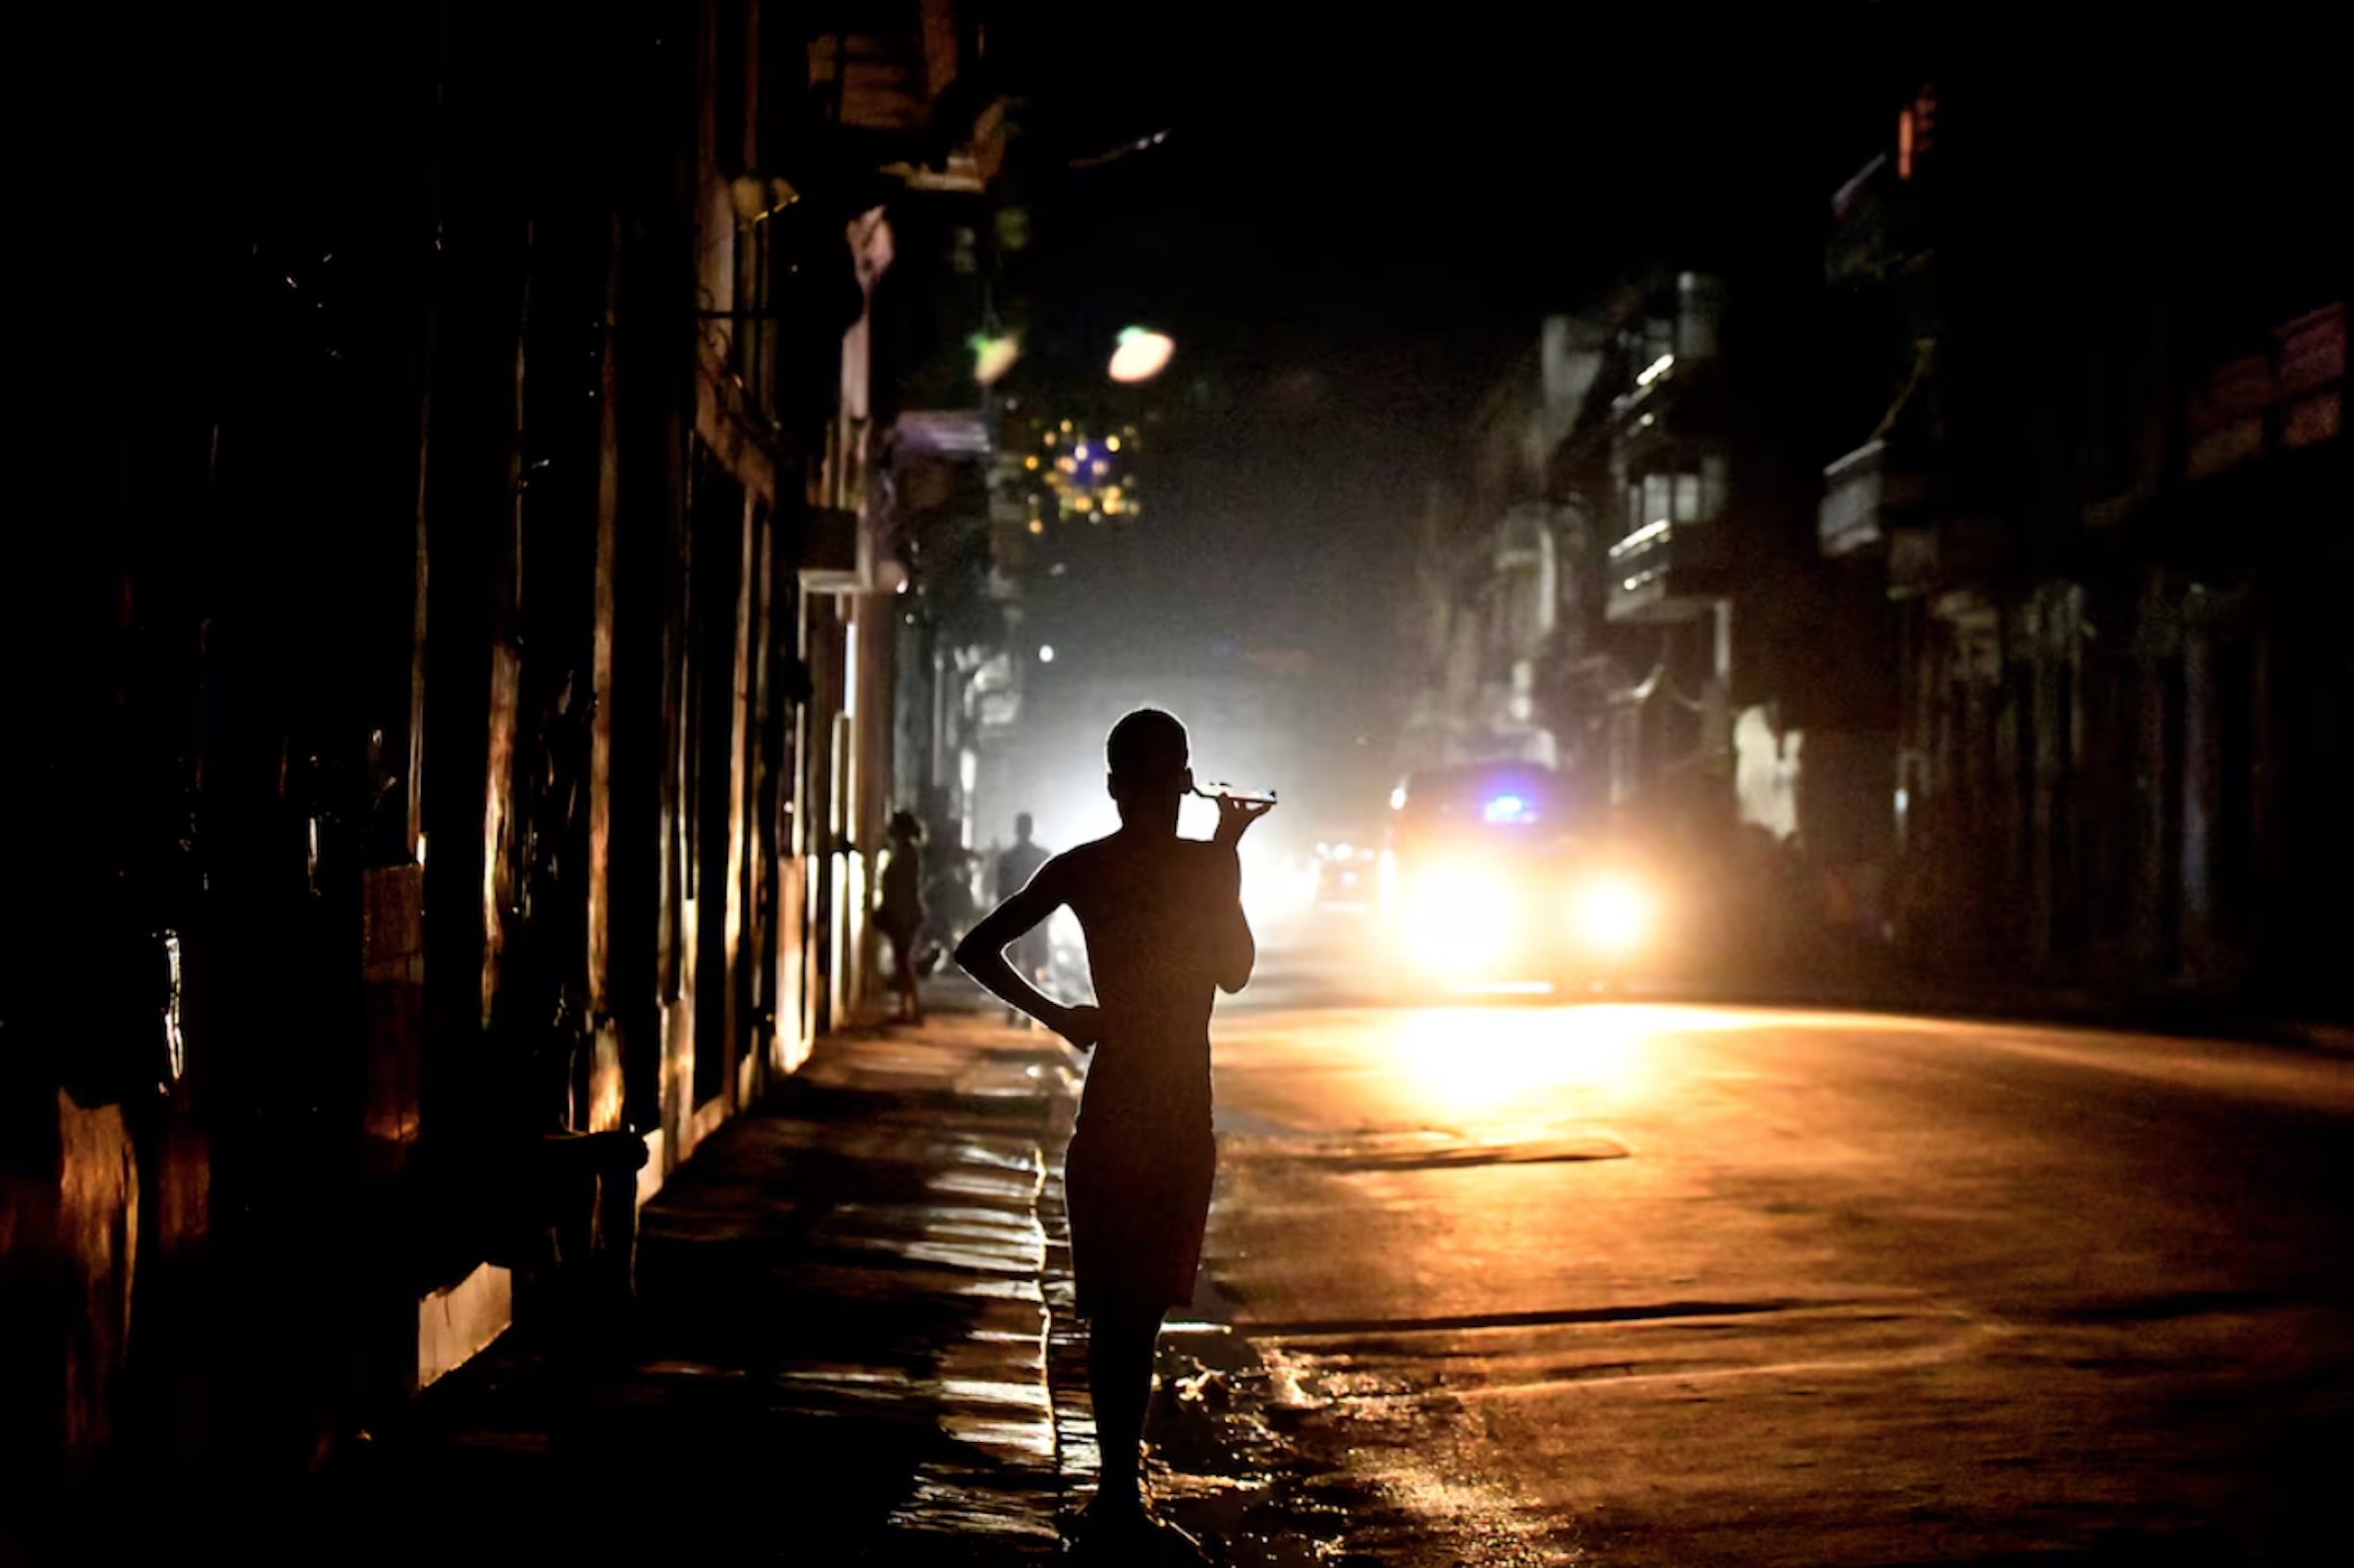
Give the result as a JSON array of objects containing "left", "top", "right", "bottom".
[
  {"left": 9, "top": 2, "right": 2348, "bottom": 1564},
  {"left": 1182, "top": 914, "right": 2354, "bottom": 1565}
]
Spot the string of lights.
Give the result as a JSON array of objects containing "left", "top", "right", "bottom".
[{"left": 1007, "top": 416, "right": 1141, "bottom": 532}]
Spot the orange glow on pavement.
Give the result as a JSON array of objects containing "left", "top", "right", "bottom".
[{"left": 1389, "top": 1006, "right": 1656, "bottom": 1123}]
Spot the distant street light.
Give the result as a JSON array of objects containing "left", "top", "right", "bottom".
[
  {"left": 1038, "top": 645, "right": 1056, "bottom": 664},
  {"left": 970, "top": 331, "right": 1020, "bottom": 385},
  {"left": 1108, "top": 327, "right": 1174, "bottom": 383}
]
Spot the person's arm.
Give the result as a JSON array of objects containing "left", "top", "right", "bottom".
[
  {"left": 955, "top": 855, "right": 1099, "bottom": 1047},
  {"left": 1209, "top": 850, "right": 1256, "bottom": 995},
  {"left": 1208, "top": 797, "right": 1271, "bottom": 995}
]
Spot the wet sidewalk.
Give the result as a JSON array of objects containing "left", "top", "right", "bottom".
[{"left": 306, "top": 990, "right": 1105, "bottom": 1564}]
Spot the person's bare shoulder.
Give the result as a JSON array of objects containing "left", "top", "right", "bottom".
[{"left": 1047, "top": 835, "right": 1120, "bottom": 898}]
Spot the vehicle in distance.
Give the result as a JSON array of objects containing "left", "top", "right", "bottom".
[
  {"left": 1378, "top": 761, "right": 1656, "bottom": 995},
  {"left": 1311, "top": 838, "right": 1375, "bottom": 908}
]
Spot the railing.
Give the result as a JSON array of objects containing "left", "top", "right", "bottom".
[
  {"left": 1819, "top": 439, "right": 1888, "bottom": 556},
  {"left": 1820, "top": 438, "right": 1935, "bottom": 560},
  {"left": 1606, "top": 517, "right": 1692, "bottom": 621}
]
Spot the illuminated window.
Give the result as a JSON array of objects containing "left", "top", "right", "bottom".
[{"left": 1642, "top": 472, "right": 1672, "bottom": 525}]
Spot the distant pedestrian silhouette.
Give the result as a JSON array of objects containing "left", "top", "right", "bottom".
[
  {"left": 993, "top": 813, "right": 1054, "bottom": 1025},
  {"left": 875, "top": 810, "right": 927, "bottom": 1024},
  {"left": 956, "top": 709, "right": 1269, "bottom": 1554}
]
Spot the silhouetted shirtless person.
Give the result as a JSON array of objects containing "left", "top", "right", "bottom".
[{"left": 956, "top": 708, "right": 1270, "bottom": 1549}]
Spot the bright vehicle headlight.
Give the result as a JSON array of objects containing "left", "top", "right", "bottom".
[{"left": 1575, "top": 878, "right": 1649, "bottom": 952}]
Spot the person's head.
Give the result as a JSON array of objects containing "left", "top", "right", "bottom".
[
  {"left": 1014, "top": 812, "right": 1034, "bottom": 843},
  {"left": 889, "top": 809, "right": 924, "bottom": 845},
  {"left": 1105, "top": 708, "right": 1191, "bottom": 833}
]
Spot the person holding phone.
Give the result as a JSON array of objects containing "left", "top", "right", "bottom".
[{"left": 954, "top": 708, "right": 1271, "bottom": 1549}]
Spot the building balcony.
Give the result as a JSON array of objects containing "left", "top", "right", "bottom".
[
  {"left": 1886, "top": 515, "right": 2009, "bottom": 600},
  {"left": 1609, "top": 360, "right": 1722, "bottom": 453},
  {"left": 1605, "top": 517, "right": 1728, "bottom": 623},
  {"left": 1610, "top": 399, "right": 1674, "bottom": 471},
  {"left": 895, "top": 409, "right": 990, "bottom": 458},
  {"left": 1819, "top": 438, "right": 1931, "bottom": 557}
]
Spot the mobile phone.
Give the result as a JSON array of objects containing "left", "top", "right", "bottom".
[{"left": 1193, "top": 781, "right": 1278, "bottom": 806}]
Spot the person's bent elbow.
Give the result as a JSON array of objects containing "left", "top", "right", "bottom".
[
  {"left": 1215, "top": 940, "right": 1256, "bottom": 994},
  {"left": 953, "top": 931, "right": 996, "bottom": 976}
]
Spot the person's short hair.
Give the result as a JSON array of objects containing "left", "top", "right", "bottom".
[
  {"left": 1015, "top": 812, "right": 1034, "bottom": 836},
  {"left": 1106, "top": 708, "right": 1189, "bottom": 792},
  {"left": 889, "top": 809, "right": 925, "bottom": 844}
]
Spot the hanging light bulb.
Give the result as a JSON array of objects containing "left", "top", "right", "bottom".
[{"left": 1108, "top": 327, "right": 1174, "bottom": 383}]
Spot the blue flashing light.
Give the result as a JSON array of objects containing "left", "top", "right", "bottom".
[{"left": 1483, "top": 793, "right": 1533, "bottom": 824}]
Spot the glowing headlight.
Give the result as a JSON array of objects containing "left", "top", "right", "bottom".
[{"left": 1575, "top": 879, "right": 1649, "bottom": 952}]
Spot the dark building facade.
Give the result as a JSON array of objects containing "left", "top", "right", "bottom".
[
  {"left": 1818, "top": 60, "right": 2350, "bottom": 1010},
  {"left": 7, "top": 1, "right": 1021, "bottom": 1556},
  {"left": 1404, "top": 47, "right": 2345, "bottom": 1009}
]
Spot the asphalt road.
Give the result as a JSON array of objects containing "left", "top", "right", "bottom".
[{"left": 1164, "top": 910, "right": 2354, "bottom": 1567}]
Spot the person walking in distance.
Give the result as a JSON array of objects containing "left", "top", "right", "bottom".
[
  {"left": 874, "top": 810, "right": 927, "bottom": 1025},
  {"left": 993, "top": 813, "right": 1053, "bottom": 1025},
  {"left": 956, "top": 710, "right": 1270, "bottom": 1551}
]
